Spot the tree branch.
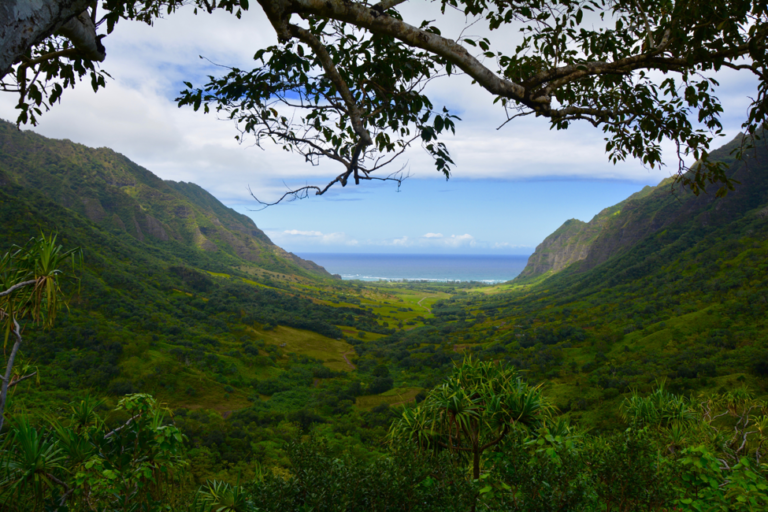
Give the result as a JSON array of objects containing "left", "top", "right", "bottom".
[
  {"left": 0, "top": 319, "right": 23, "bottom": 432},
  {"left": 7, "top": 371, "right": 36, "bottom": 388},
  {"left": 288, "top": 24, "right": 373, "bottom": 148},
  {"left": 0, "top": 0, "right": 92, "bottom": 79},
  {"left": 0, "top": 279, "right": 38, "bottom": 298},
  {"left": 104, "top": 413, "right": 142, "bottom": 438},
  {"left": 287, "top": 0, "right": 527, "bottom": 101},
  {"left": 20, "top": 48, "right": 80, "bottom": 67},
  {"left": 57, "top": 11, "right": 105, "bottom": 62},
  {"left": 479, "top": 424, "right": 509, "bottom": 452},
  {"left": 248, "top": 166, "right": 408, "bottom": 207},
  {"left": 371, "top": 0, "right": 408, "bottom": 11}
]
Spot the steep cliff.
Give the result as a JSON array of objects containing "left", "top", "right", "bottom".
[
  {"left": 518, "top": 133, "right": 767, "bottom": 280},
  {"left": 518, "top": 184, "right": 656, "bottom": 278}
]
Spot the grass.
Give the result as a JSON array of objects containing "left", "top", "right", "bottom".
[
  {"left": 251, "top": 325, "right": 357, "bottom": 373},
  {"left": 119, "top": 349, "right": 253, "bottom": 413}
]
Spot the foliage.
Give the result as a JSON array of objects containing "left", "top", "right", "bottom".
[
  {"left": 0, "top": 233, "right": 79, "bottom": 345},
  {"left": 5, "top": 0, "right": 768, "bottom": 196},
  {"left": 0, "top": 233, "right": 79, "bottom": 432},
  {"left": 243, "top": 438, "right": 475, "bottom": 512},
  {"left": 0, "top": 393, "right": 189, "bottom": 511},
  {"left": 389, "top": 357, "right": 553, "bottom": 479}
]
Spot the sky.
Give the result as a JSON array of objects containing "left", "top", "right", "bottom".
[{"left": 0, "top": 3, "right": 759, "bottom": 254}]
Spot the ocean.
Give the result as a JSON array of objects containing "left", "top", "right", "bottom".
[{"left": 297, "top": 253, "right": 531, "bottom": 284}]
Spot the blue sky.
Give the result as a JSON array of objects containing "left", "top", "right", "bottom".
[
  {"left": 0, "top": 4, "right": 757, "bottom": 255},
  {"left": 238, "top": 178, "right": 656, "bottom": 254}
]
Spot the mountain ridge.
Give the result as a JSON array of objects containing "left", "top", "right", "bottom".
[
  {"left": 0, "top": 119, "right": 329, "bottom": 277},
  {"left": 517, "top": 133, "right": 764, "bottom": 280}
]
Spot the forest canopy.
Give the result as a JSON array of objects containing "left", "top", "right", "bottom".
[{"left": 1, "top": 0, "right": 766, "bottom": 198}]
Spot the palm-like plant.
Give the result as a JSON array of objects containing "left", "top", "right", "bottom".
[
  {"left": 68, "top": 395, "right": 105, "bottom": 432},
  {"left": 198, "top": 480, "right": 253, "bottom": 512},
  {"left": 0, "top": 417, "right": 68, "bottom": 510},
  {"left": 621, "top": 382, "right": 697, "bottom": 430},
  {"left": 389, "top": 357, "right": 553, "bottom": 479},
  {"left": 0, "top": 234, "right": 80, "bottom": 431}
]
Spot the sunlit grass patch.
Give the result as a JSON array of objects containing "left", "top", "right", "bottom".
[
  {"left": 355, "top": 387, "right": 422, "bottom": 410},
  {"left": 251, "top": 325, "right": 356, "bottom": 372}
]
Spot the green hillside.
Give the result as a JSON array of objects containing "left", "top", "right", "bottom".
[
  {"left": 0, "top": 120, "right": 327, "bottom": 277},
  {"left": 3, "top": 128, "right": 768, "bottom": 510},
  {"left": 366, "top": 133, "right": 768, "bottom": 429}
]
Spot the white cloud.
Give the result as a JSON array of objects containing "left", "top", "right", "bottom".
[
  {"left": 285, "top": 230, "right": 323, "bottom": 236},
  {"left": 392, "top": 236, "right": 410, "bottom": 246},
  {"left": 492, "top": 242, "right": 532, "bottom": 250},
  {"left": 380, "top": 233, "right": 476, "bottom": 248},
  {"left": 267, "top": 229, "right": 358, "bottom": 246},
  {"left": 443, "top": 234, "right": 476, "bottom": 248}
]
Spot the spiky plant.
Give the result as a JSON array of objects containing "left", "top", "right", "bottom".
[{"left": 389, "top": 357, "right": 553, "bottom": 480}]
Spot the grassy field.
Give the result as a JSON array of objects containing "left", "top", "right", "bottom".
[
  {"left": 251, "top": 325, "right": 357, "bottom": 372},
  {"left": 356, "top": 387, "right": 423, "bottom": 410}
]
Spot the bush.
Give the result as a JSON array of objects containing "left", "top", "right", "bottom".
[
  {"left": 244, "top": 439, "right": 474, "bottom": 512},
  {"left": 369, "top": 376, "right": 394, "bottom": 394}
]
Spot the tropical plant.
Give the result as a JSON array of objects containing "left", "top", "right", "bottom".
[
  {"left": 0, "top": 416, "right": 69, "bottom": 510},
  {"left": 389, "top": 357, "right": 553, "bottom": 479},
  {"left": 243, "top": 438, "right": 475, "bottom": 512},
  {"left": 198, "top": 480, "right": 253, "bottom": 512},
  {"left": 0, "top": 393, "right": 190, "bottom": 511},
  {"left": 0, "top": 234, "right": 80, "bottom": 432},
  {"left": 621, "top": 381, "right": 697, "bottom": 430}
]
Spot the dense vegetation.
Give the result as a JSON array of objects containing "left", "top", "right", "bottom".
[{"left": 3, "top": 128, "right": 768, "bottom": 509}]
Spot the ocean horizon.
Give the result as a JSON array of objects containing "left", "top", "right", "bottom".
[{"left": 297, "top": 253, "right": 531, "bottom": 284}]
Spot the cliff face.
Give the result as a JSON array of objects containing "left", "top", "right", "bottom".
[
  {"left": 518, "top": 185, "right": 656, "bottom": 278},
  {"left": 518, "top": 133, "right": 768, "bottom": 280},
  {"left": 0, "top": 120, "right": 330, "bottom": 277},
  {"left": 518, "top": 219, "right": 592, "bottom": 277}
]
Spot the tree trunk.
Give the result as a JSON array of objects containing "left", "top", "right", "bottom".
[
  {"left": 0, "top": 0, "right": 93, "bottom": 79},
  {"left": 470, "top": 446, "right": 481, "bottom": 512},
  {"left": 0, "top": 321, "right": 23, "bottom": 432}
]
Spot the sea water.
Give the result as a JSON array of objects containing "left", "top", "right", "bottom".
[{"left": 297, "top": 253, "right": 530, "bottom": 284}]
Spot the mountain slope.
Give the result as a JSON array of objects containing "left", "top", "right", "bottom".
[
  {"left": 353, "top": 133, "right": 768, "bottom": 431},
  {"left": 518, "top": 135, "right": 758, "bottom": 279},
  {"left": 0, "top": 120, "right": 328, "bottom": 277}
]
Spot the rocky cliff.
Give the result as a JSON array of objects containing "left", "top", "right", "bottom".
[
  {"left": 518, "top": 133, "right": 767, "bottom": 280},
  {"left": 518, "top": 185, "right": 656, "bottom": 278}
]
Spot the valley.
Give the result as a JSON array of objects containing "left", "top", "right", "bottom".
[{"left": 2, "top": 121, "right": 768, "bottom": 509}]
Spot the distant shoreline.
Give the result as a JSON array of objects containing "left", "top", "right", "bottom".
[{"left": 297, "top": 253, "right": 530, "bottom": 283}]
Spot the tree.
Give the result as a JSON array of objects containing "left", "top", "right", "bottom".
[
  {"left": 388, "top": 357, "right": 552, "bottom": 480},
  {"left": 3, "top": 0, "right": 767, "bottom": 197},
  {"left": 0, "top": 0, "right": 107, "bottom": 125},
  {"left": 0, "top": 0, "right": 101, "bottom": 76},
  {"left": 0, "top": 393, "right": 189, "bottom": 510},
  {"left": 0, "top": 234, "right": 79, "bottom": 432}
]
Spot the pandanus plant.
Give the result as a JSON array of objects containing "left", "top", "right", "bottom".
[
  {"left": 0, "top": 417, "right": 68, "bottom": 510},
  {"left": 0, "top": 234, "right": 80, "bottom": 432},
  {"left": 389, "top": 357, "right": 553, "bottom": 480}
]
